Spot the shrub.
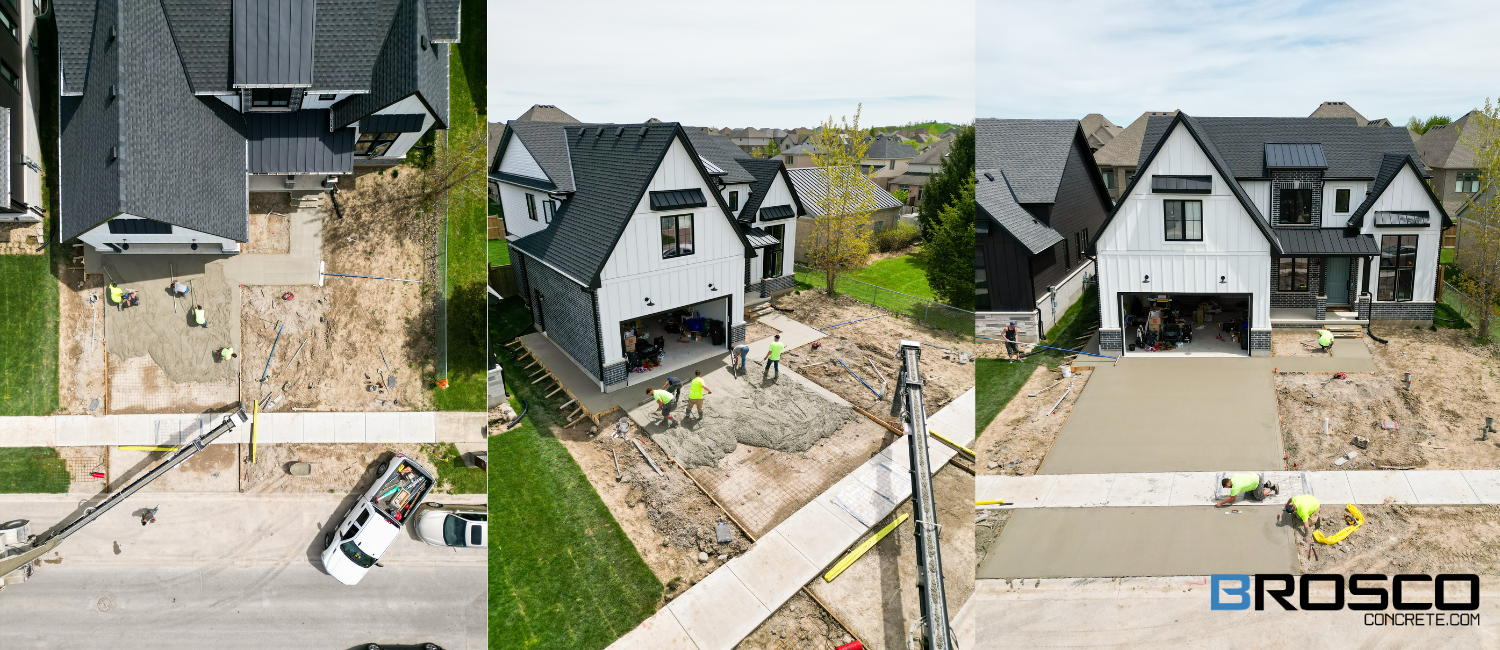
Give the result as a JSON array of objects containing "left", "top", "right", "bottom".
[{"left": 873, "top": 224, "right": 921, "bottom": 253}]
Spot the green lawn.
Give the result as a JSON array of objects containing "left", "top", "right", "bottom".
[
  {"left": 846, "top": 251, "right": 934, "bottom": 300},
  {"left": 423, "top": 442, "right": 486, "bottom": 495},
  {"left": 0, "top": 256, "right": 59, "bottom": 416},
  {"left": 489, "top": 296, "right": 662, "bottom": 649},
  {"left": 975, "top": 285, "right": 1098, "bottom": 434},
  {"left": 0, "top": 447, "right": 69, "bottom": 493},
  {"left": 432, "top": 7, "right": 486, "bottom": 412},
  {"left": 489, "top": 238, "right": 510, "bottom": 266},
  {"left": 1434, "top": 300, "right": 1472, "bottom": 330},
  {"left": 1441, "top": 248, "right": 1455, "bottom": 265}
]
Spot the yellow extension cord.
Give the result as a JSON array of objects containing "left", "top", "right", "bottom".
[{"left": 1314, "top": 504, "right": 1364, "bottom": 545}]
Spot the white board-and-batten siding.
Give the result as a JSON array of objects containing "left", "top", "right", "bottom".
[
  {"left": 748, "top": 173, "right": 799, "bottom": 282},
  {"left": 1095, "top": 125, "right": 1272, "bottom": 329},
  {"left": 494, "top": 136, "right": 555, "bottom": 240},
  {"left": 1361, "top": 165, "right": 1444, "bottom": 302}
]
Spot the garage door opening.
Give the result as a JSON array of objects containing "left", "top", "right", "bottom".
[
  {"left": 1120, "top": 293, "right": 1251, "bottom": 357},
  {"left": 619, "top": 295, "right": 731, "bottom": 386}
]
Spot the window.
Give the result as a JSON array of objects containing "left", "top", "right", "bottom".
[
  {"left": 660, "top": 214, "right": 694, "bottom": 258},
  {"left": 1280, "top": 187, "right": 1313, "bottom": 224},
  {"left": 872, "top": 220, "right": 886, "bottom": 234},
  {"left": 729, "top": 191, "right": 739, "bottom": 212},
  {"left": 1457, "top": 172, "right": 1480, "bottom": 194},
  {"left": 0, "top": 9, "right": 15, "bottom": 40},
  {"left": 355, "top": 132, "right": 400, "bottom": 156},
  {"left": 1163, "top": 199, "right": 1202, "bottom": 241},
  {"left": 784, "top": 155, "right": 795, "bottom": 165},
  {"left": 975, "top": 250, "right": 990, "bottom": 311},
  {"left": 0, "top": 62, "right": 16, "bottom": 90},
  {"left": 1074, "top": 229, "right": 1089, "bottom": 258},
  {"left": 525, "top": 194, "right": 537, "bottom": 221},
  {"left": 1278, "top": 257, "right": 1310, "bottom": 292},
  {"left": 1100, "top": 168, "right": 1114, "bottom": 190},
  {"left": 542, "top": 199, "right": 556, "bottom": 224},
  {"left": 1061, "top": 239, "right": 1070, "bottom": 268},
  {"left": 1378, "top": 235, "right": 1418, "bottom": 301},
  {"left": 1335, "top": 188, "right": 1350, "bottom": 213},
  {"left": 318, "top": 93, "right": 337, "bottom": 101},
  {"left": 250, "top": 88, "right": 292, "bottom": 108},
  {"left": 762, "top": 224, "right": 785, "bottom": 278}
]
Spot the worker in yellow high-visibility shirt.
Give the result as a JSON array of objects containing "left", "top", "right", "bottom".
[
  {"left": 762, "top": 334, "right": 785, "bottom": 378},
  {"left": 1215, "top": 472, "right": 1278, "bottom": 507},
  {"left": 1316, "top": 328, "right": 1334, "bottom": 353},
  {"left": 1284, "top": 494, "right": 1321, "bottom": 537},
  {"left": 685, "top": 369, "right": 712, "bottom": 418},
  {"left": 109, "top": 283, "right": 123, "bottom": 305},
  {"left": 218, "top": 347, "right": 237, "bottom": 362},
  {"left": 647, "top": 385, "right": 677, "bottom": 426}
]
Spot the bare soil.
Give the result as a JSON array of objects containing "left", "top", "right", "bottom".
[
  {"left": 978, "top": 364, "right": 1092, "bottom": 476},
  {"left": 774, "top": 290, "right": 978, "bottom": 414},
  {"left": 739, "top": 591, "right": 855, "bottom": 650},
  {"left": 0, "top": 222, "right": 43, "bottom": 254},
  {"left": 240, "top": 443, "right": 441, "bottom": 495},
  {"left": 58, "top": 256, "right": 106, "bottom": 415},
  {"left": 552, "top": 413, "right": 751, "bottom": 597},
  {"left": 974, "top": 508, "right": 1009, "bottom": 570},
  {"left": 1271, "top": 329, "right": 1344, "bottom": 357},
  {"left": 1278, "top": 328, "right": 1500, "bottom": 471},
  {"left": 244, "top": 201, "right": 291, "bottom": 255},
  {"left": 58, "top": 446, "right": 107, "bottom": 494},
  {"left": 743, "top": 319, "right": 780, "bottom": 344},
  {"left": 1299, "top": 504, "right": 1500, "bottom": 575}
]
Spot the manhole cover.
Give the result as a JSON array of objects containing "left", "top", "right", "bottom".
[{"left": 96, "top": 597, "right": 113, "bottom": 612}]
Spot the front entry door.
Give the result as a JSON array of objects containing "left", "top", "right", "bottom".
[{"left": 1326, "top": 257, "right": 1350, "bottom": 306}]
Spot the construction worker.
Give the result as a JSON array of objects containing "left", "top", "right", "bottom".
[
  {"left": 660, "top": 376, "right": 684, "bottom": 402},
  {"left": 1216, "top": 472, "right": 1278, "bottom": 507},
  {"left": 763, "top": 334, "right": 785, "bottom": 378},
  {"left": 193, "top": 305, "right": 206, "bottom": 327},
  {"left": 171, "top": 280, "right": 189, "bottom": 297},
  {"left": 1003, "top": 322, "right": 1020, "bottom": 361},
  {"left": 1316, "top": 328, "right": 1334, "bottom": 353},
  {"left": 109, "top": 283, "right": 123, "bottom": 305},
  {"left": 732, "top": 343, "right": 751, "bottom": 376},
  {"left": 685, "top": 370, "right": 711, "bottom": 418},
  {"left": 218, "top": 346, "right": 236, "bottom": 362},
  {"left": 647, "top": 386, "right": 676, "bottom": 425},
  {"left": 141, "top": 506, "right": 158, "bottom": 526},
  {"left": 1284, "top": 494, "right": 1321, "bottom": 536}
]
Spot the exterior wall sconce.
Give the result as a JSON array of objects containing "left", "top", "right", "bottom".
[
  {"left": 644, "top": 297, "right": 655, "bottom": 307},
  {"left": 1142, "top": 275, "right": 1150, "bottom": 284},
  {"left": 1220, "top": 275, "right": 1227, "bottom": 284},
  {"left": 708, "top": 283, "right": 717, "bottom": 292}
]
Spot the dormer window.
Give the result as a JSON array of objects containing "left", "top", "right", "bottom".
[
  {"left": 729, "top": 191, "right": 739, "bottom": 212},
  {"left": 1457, "top": 172, "right": 1480, "bottom": 194},
  {"left": 250, "top": 88, "right": 292, "bottom": 108},
  {"left": 1280, "top": 187, "right": 1313, "bottom": 225}
]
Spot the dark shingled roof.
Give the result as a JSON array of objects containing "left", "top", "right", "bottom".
[
  {"left": 735, "top": 157, "right": 804, "bottom": 222},
  {"left": 312, "top": 0, "right": 399, "bottom": 91},
  {"left": 500, "top": 120, "right": 577, "bottom": 190},
  {"left": 975, "top": 119, "right": 1078, "bottom": 204},
  {"left": 1273, "top": 228, "right": 1378, "bottom": 255},
  {"left": 61, "top": 0, "right": 248, "bottom": 242},
  {"left": 509, "top": 123, "right": 748, "bottom": 287},
  {"left": 160, "top": 0, "right": 234, "bottom": 93},
  {"left": 682, "top": 128, "right": 755, "bottom": 184},
  {"left": 232, "top": 0, "right": 316, "bottom": 87},
  {"left": 331, "top": 0, "right": 449, "bottom": 129},
  {"left": 56, "top": 0, "right": 100, "bottom": 95},
  {"left": 865, "top": 133, "right": 916, "bottom": 159},
  {"left": 247, "top": 109, "right": 355, "bottom": 174},
  {"left": 977, "top": 169, "right": 1062, "bottom": 254},
  {"left": 425, "top": 0, "right": 460, "bottom": 42},
  {"left": 1139, "top": 116, "right": 1426, "bottom": 179},
  {"left": 1346, "top": 154, "right": 1452, "bottom": 229}
]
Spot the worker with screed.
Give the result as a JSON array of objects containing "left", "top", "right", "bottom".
[
  {"left": 731, "top": 343, "right": 751, "bottom": 377},
  {"left": 763, "top": 334, "right": 785, "bottom": 378},
  {"left": 647, "top": 385, "right": 677, "bottom": 425},
  {"left": 685, "top": 369, "right": 712, "bottom": 418},
  {"left": 1284, "top": 494, "right": 1321, "bottom": 537},
  {"left": 1215, "top": 472, "right": 1278, "bottom": 507}
]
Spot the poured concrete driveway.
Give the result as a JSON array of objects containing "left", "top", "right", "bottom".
[{"left": 1038, "top": 358, "right": 1283, "bottom": 474}]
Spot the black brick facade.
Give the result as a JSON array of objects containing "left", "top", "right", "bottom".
[
  {"left": 730, "top": 323, "right": 746, "bottom": 346},
  {"left": 1099, "top": 328, "right": 1123, "bottom": 353},
  {"left": 1271, "top": 256, "right": 1322, "bottom": 308},
  {"left": 1315, "top": 295, "right": 1326, "bottom": 320},
  {"left": 1270, "top": 170, "right": 1324, "bottom": 228},
  {"left": 1357, "top": 293, "right": 1371, "bottom": 320},
  {"left": 1251, "top": 329, "right": 1272, "bottom": 351},
  {"left": 603, "top": 361, "right": 627, "bottom": 386},
  {"left": 522, "top": 253, "right": 604, "bottom": 381},
  {"left": 1370, "top": 301, "right": 1435, "bottom": 322}
]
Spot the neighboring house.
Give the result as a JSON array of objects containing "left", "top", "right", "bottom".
[
  {"left": 777, "top": 130, "right": 812, "bottom": 152},
  {"left": 0, "top": 0, "right": 42, "bottom": 223},
  {"left": 489, "top": 120, "right": 804, "bottom": 391},
  {"left": 1091, "top": 113, "right": 1450, "bottom": 359},
  {"left": 1308, "top": 101, "right": 1392, "bottom": 127},
  {"left": 1080, "top": 113, "right": 1122, "bottom": 152},
  {"left": 888, "top": 135, "right": 953, "bottom": 206},
  {"left": 864, "top": 132, "right": 917, "bottom": 190},
  {"left": 725, "top": 127, "right": 785, "bottom": 155},
  {"left": 57, "top": 0, "right": 459, "bottom": 254},
  {"left": 516, "top": 104, "right": 579, "bottom": 123},
  {"left": 974, "top": 119, "right": 1112, "bottom": 341},
  {"left": 781, "top": 141, "right": 819, "bottom": 168},
  {"left": 1416, "top": 110, "right": 1482, "bottom": 216},
  {"left": 487, "top": 121, "right": 503, "bottom": 208},
  {"left": 1091, "top": 111, "right": 1178, "bottom": 201},
  {"left": 785, "top": 166, "right": 904, "bottom": 262}
]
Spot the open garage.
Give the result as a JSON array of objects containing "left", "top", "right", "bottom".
[{"left": 1119, "top": 292, "right": 1252, "bottom": 357}]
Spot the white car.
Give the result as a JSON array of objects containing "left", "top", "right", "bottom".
[
  {"left": 414, "top": 503, "right": 487, "bottom": 548},
  {"left": 321, "top": 455, "right": 434, "bottom": 585}
]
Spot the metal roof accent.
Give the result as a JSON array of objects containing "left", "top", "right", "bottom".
[
  {"left": 359, "top": 113, "right": 426, "bottom": 132},
  {"left": 1273, "top": 228, "right": 1378, "bottom": 255},
  {"left": 758, "top": 204, "right": 795, "bottom": 221},
  {"left": 1264, "top": 143, "right": 1328, "bottom": 169},
  {"left": 743, "top": 226, "right": 780, "bottom": 248},
  {"left": 1150, "top": 175, "right": 1211, "bottom": 194},
  {"left": 784, "top": 167, "right": 905, "bottom": 216},
  {"left": 247, "top": 110, "right": 355, "bottom": 174},
  {"left": 649, "top": 189, "right": 708, "bottom": 211},
  {"left": 700, "top": 157, "right": 726, "bottom": 174},
  {"left": 107, "top": 218, "right": 175, "bottom": 235},
  {"left": 1373, "top": 211, "right": 1431, "bottom": 227},
  {"left": 233, "top": 0, "right": 316, "bottom": 87}
]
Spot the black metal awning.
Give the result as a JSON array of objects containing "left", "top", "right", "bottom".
[
  {"left": 649, "top": 188, "right": 708, "bottom": 211},
  {"left": 758, "top": 204, "right": 795, "bottom": 220},
  {"left": 359, "top": 114, "right": 427, "bottom": 133},
  {"left": 1273, "top": 228, "right": 1379, "bottom": 255},
  {"left": 743, "top": 226, "right": 780, "bottom": 248}
]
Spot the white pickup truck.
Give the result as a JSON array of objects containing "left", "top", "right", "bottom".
[{"left": 321, "top": 454, "right": 434, "bottom": 585}]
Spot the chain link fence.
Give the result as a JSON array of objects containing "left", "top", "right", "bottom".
[
  {"left": 794, "top": 263, "right": 974, "bottom": 334},
  {"left": 1442, "top": 280, "right": 1499, "bottom": 342}
]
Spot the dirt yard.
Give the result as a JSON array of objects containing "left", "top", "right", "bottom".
[
  {"left": 1299, "top": 504, "right": 1500, "bottom": 575},
  {"left": 743, "top": 319, "right": 780, "bottom": 344},
  {"left": 1278, "top": 328, "right": 1500, "bottom": 471},
  {"left": 978, "top": 364, "right": 1092, "bottom": 476},
  {"left": 553, "top": 413, "right": 751, "bottom": 597},
  {"left": 245, "top": 193, "right": 291, "bottom": 254},
  {"left": 774, "top": 291, "right": 978, "bottom": 415},
  {"left": 739, "top": 591, "right": 856, "bottom": 650},
  {"left": 0, "top": 221, "right": 43, "bottom": 254},
  {"left": 240, "top": 442, "right": 442, "bottom": 494},
  {"left": 1271, "top": 329, "right": 1351, "bottom": 357},
  {"left": 975, "top": 508, "right": 1009, "bottom": 570},
  {"left": 57, "top": 252, "right": 106, "bottom": 415}
]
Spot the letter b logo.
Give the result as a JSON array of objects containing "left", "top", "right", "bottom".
[{"left": 1212, "top": 574, "right": 1252, "bottom": 610}]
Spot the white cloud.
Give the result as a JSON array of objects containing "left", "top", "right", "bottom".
[
  {"left": 488, "top": 0, "right": 975, "bottom": 128},
  {"left": 978, "top": 0, "right": 1500, "bottom": 125}
]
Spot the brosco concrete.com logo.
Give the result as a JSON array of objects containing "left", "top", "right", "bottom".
[{"left": 1211, "top": 574, "right": 1481, "bottom": 626}]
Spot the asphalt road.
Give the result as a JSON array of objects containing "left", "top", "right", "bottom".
[{"left": 0, "top": 493, "right": 485, "bottom": 649}]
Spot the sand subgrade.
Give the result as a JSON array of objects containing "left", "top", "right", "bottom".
[
  {"left": 104, "top": 256, "right": 238, "bottom": 384},
  {"left": 646, "top": 373, "right": 854, "bottom": 469}
]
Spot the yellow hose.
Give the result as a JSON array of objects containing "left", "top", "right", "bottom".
[{"left": 1314, "top": 504, "right": 1364, "bottom": 545}]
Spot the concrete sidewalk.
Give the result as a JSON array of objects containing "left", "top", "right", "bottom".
[
  {"left": 609, "top": 388, "right": 976, "bottom": 650},
  {"left": 0, "top": 411, "right": 486, "bottom": 447},
  {"left": 977, "top": 469, "right": 1500, "bottom": 508}
]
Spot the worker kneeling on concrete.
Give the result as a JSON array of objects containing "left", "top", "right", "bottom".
[
  {"left": 1216, "top": 472, "right": 1278, "bottom": 507},
  {"left": 648, "top": 386, "right": 677, "bottom": 425},
  {"left": 1284, "top": 494, "right": 1320, "bottom": 536},
  {"left": 218, "top": 347, "right": 237, "bottom": 362},
  {"left": 1316, "top": 328, "right": 1334, "bottom": 353}
]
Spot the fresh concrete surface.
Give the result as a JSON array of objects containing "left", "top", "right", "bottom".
[
  {"left": 970, "top": 577, "right": 1499, "bottom": 648},
  {"left": 98, "top": 254, "right": 241, "bottom": 384},
  {"left": 1039, "top": 359, "right": 1284, "bottom": 474},
  {"left": 978, "top": 470, "right": 1500, "bottom": 509},
  {"left": 220, "top": 201, "right": 323, "bottom": 286},
  {"left": 977, "top": 506, "right": 1298, "bottom": 579},
  {"left": 0, "top": 493, "right": 484, "bottom": 649},
  {"left": 0, "top": 411, "right": 476, "bottom": 447}
]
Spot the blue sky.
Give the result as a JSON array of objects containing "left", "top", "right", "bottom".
[
  {"left": 488, "top": 0, "right": 975, "bottom": 129},
  {"left": 978, "top": 0, "right": 1500, "bottom": 126}
]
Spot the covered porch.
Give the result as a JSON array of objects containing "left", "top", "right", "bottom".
[{"left": 1269, "top": 228, "right": 1377, "bottom": 328}]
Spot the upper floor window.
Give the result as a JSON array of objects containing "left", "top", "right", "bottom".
[
  {"left": 1074, "top": 228, "right": 1089, "bottom": 257},
  {"left": 0, "top": 61, "right": 15, "bottom": 90},
  {"left": 250, "top": 88, "right": 292, "bottom": 108},
  {"left": 1457, "top": 172, "right": 1480, "bottom": 194},
  {"left": 1100, "top": 168, "right": 1114, "bottom": 190},
  {"left": 1334, "top": 188, "right": 1351, "bottom": 213},
  {"left": 729, "top": 191, "right": 739, "bottom": 212},
  {"left": 543, "top": 199, "right": 556, "bottom": 224},
  {"left": 1280, "top": 187, "right": 1313, "bottom": 225},
  {"left": 661, "top": 214, "right": 694, "bottom": 258},
  {"left": 1163, "top": 199, "right": 1202, "bottom": 241},
  {"left": 1378, "top": 235, "right": 1418, "bottom": 302},
  {"left": 784, "top": 155, "right": 795, "bottom": 165},
  {"left": 355, "top": 132, "right": 399, "bottom": 157},
  {"left": 525, "top": 193, "right": 538, "bottom": 221},
  {"left": 0, "top": 9, "right": 16, "bottom": 41}
]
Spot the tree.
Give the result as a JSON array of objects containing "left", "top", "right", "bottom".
[
  {"left": 1457, "top": 99, "right": 1500, "bottom": 340},
  {"left": 1406, "top": 114, "right": 1453, "bottom": 135},
  {"left": 924, "top": 176, "right": 976, "bottom": 310},
  {"left": 805, "top": 105, "right": 877, "bottom": 296},
  {"left": 758, "top": 140, "right": 781, "bottom": 159},
  {"left": 890, "top": 188, "right": 910, "bottom": 204},
  {"left": 917, "top": 123, "right": 975, "bottom": 238}
]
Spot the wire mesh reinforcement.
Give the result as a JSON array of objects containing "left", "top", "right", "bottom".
[{"left": 794, "top": 263, "right": 974, "bottom": 334}]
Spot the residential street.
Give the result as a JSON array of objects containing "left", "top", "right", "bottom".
[{"left": 0, "top": 494, "right": 485, "bottom": 649}]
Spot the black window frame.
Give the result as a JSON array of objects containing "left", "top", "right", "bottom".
[
  {"left": 1061, "top": 238, "right": 1070, "bottom": 268},
  {"left": 761, "top": 224, "right": 785, "bottom": 278},
  {"left": 0, "top": 61, "right": 16, "bottom": 90},
  {"left": 0, "top": 8, "right": 15, "bottom": 40},
  {"left": 1163, "top": 199, "right": 1203, "bottom": 241},
  {"left": 542, "top": 199, "right": 556, "bottom": 224},
  {"left": 974, "top": 249, "right": 990, "bottom": 311},
  {"left": 728, "top": 191, "right": 739, "bottom": 212},
  {"left": 1378, "top": 235, "right": 1418, "bottom": 302},
  {"left": 1278, "top": 257, "right": 1310, "bottom": 292},
  {"left": 1279, "top": 187, "right": 1313, "bottom": 225},
  {"left": 250, "top": 88, "right": 293, "bottom": 108},
  {"left": 525, "top": 193, "right": 538, "bottom": 221},
  {"left": 1457, "top": 172, "right": 1480, "bottom": 194},
  {"left": 1100, "top": 168, "right": 1114, "bottom": 190},
  {"left": 660, "top": 213, "right": 694, "bottom": 259},
  {"left": 355, "top": 131, "right": 400, "bottom": 157},
  {"left": 1074, "top": 228, "right": 1089, "bottom": 258},
  {"left": 317, "top": 93, "right": 337, "bottom": 101},
  {"left": 1334, "top": 188, "right": 1350, "bottom": 213}
]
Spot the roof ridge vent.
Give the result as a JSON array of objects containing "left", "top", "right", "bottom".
[{"left": 615, "top": 126, "right": 624, "bottom": 137}]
